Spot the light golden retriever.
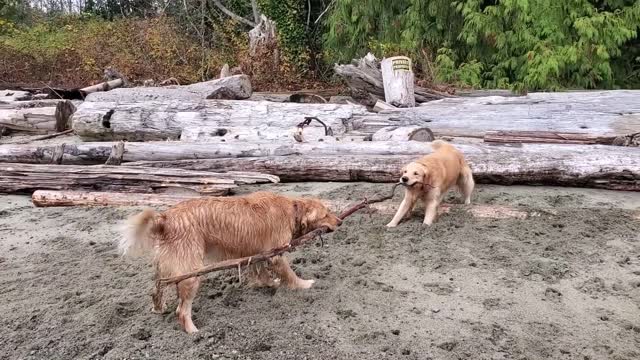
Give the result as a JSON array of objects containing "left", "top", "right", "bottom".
[
  {"left": 119, "top": 191, "right": 342, "bottom": 334},
  {"left": 386, "top": 140, "right": 474, "bottom": 227}
]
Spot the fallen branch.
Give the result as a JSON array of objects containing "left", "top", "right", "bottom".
[
  {"left": 8, "top": 129, "right": 74, "bottom": 145},
  {"left": 156, "top": 184, "right": 401, "bottom": 286},
  {"left": 80, "top": 79, "right": 124, "bottom": 94}
]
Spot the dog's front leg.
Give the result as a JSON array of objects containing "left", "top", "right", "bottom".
[
  {"left": 387, "top": 191, "right": 417, "bottom": 227},
  {"left": 423, "top": 199, "right": 439, "bottom": 226}
]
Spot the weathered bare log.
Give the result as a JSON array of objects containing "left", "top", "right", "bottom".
[
  {"left": 0, "top": 99, "right": 65, "bottom": 110},
  {"left": 84, "top": 75, "right": 252, "bottom": 102},
  {"left": 483, "top": 130, "right": 640, "bottom": 147},
  {"left": 80, "top": 79, "right": 124, "bottom": 94},
  {"left": 372, "top": 126, "right": 434, "bottom": 142},
  {"left": 127, "top": 143, "right": 640, "bottom": 191},
  {"left": 0, "top": 90, "right": 31, "bottom": 102},
  {"left": 0, "top": 100, "right": 75, "bottom": 134},
  {"left": 380, "top": 56, "right": 415, "bottom": 107},
  {"left": 0, "top": 163, "right": 278, "bottom": 194},
  {"left": 71, "top": 100, "right": 373, "bottom": 141},
  {"left": 372, "top": 100, "right": 396, "bottom": 112},
  {"left": 334, "top": 53, "right": 452, "bottom": 105},
  {"left": 402, "top": 90, "right": 640, "bottom": 136},
  {"left": 72, "top": 90, "right": 639, "bottom": 141},
  {"left": 32, "top": 190, "right": 200, "bottom": 207}
]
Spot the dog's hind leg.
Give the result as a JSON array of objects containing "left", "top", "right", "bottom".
[
  {"left": 458, "top": 165, "right": 474, "bottom": 205},
  {"left": 176, "top": 276, "right": 201, "bottom": 334},
  {"left": 271, "top": 256, "right": 314, "bottom": 289},
  {"left": 151, "top": 262, "right": 167, "bottom": 314}
]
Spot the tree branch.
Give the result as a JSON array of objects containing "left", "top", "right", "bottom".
[{"left": 212, "top": 0, "right": 256, "bottom": 27}]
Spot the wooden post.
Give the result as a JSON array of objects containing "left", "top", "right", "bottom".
[{"left": 380, "top": 56, "right": 416, "bottom": 108}]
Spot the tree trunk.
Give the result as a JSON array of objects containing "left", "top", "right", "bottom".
[
  {"left": 0, "top": 163, "right": 278, "bottom": 195},
  {"left": 126, "top": 143, "right": 640, "bottom": 191},
  {"left": 380, "top": 56, "right": 416, "bottom": 107},
  {"left": 84, "top": 75, "right": 252, "bottom": 102},
  {"left": 31, "top": 189, "right": 540, "bottom": 221},
  {"left": 483, "top": 130, "right": 640, "bottom": 146}
]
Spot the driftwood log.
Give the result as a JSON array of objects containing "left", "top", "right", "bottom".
[
  {"left": 127, "top": 143, "right": 640, "bottom": 191},
  {"left": 71, "top": 91, "right": 639, "bottom": 141},
  {"left": 84, "top": 75, "right": 252, "bottom": 103},
  {"left": 0, "top": 90, "right": 31, "bottom": 102},
  {"left": 2, "top": 140, "right": 639, "bottom": 190},
  {"left": 80, "top": 79, "right": 124, "bottom": 94},
  {"left": 334, "top": 53, "right": 452, "bottom": 105},
  {"left": 0, "top": 100, "right": 75, "bottom": 134},
  {"left": 0, "top": 163, "right": 278, "bottom": 194},
  {"left": 483, "top": 130, "right": 640, "bottom": 146},
  {"left": 380, "top": 56, "right": 416, "bottom": 107}
]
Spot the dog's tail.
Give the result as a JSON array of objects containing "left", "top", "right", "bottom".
[
  {"left": 430, "top": 139, "right": 452, "bottom": 151},
  {"left": 119, "top": 208, "right": 158, "bottom": 257}
]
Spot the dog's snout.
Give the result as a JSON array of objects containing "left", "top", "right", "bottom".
[{"left": 401, "top": 176, "right": 409, "bottom": 183}]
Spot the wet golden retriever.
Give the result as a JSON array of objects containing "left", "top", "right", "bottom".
[
  {"left": 119, "top": 191, "right": 342, "bottom": 334},
  {"left": 386, "top": 140, "right": 474, "bottom": 227}
]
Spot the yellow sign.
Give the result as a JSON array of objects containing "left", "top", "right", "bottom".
[{"left": 392, "top": 58, "right": 411, "bottom": 71}]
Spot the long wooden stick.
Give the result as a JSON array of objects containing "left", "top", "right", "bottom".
[{"left": 156, "top": 184, "right": 401, "bottom": 286}]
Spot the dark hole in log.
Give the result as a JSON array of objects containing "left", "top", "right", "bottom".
[
  {"left": 209, "top": 128, "right": 228, "bottom": 136},
  {"left": 102, "top": 109, "right": 114, "bottom": 128}
]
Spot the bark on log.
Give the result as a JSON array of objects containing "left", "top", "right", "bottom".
[
  {"left": 371, "top": 126, "right": 434, "bottom": 142},
  {"left": 380, "top": 56, "right": 416, "bottom": 107},
  {"left": 126, "top": 143, "right": 640, "bottom": 191},
  {"left": 31, "top": 189, "right": 543, "bottom": 221},
  {"left": 84, "top": 75, "right": 252, "bottom": 102},
  {"left": 483, "top": 130, "right": 640, "bottom": 146},
  {"left": 0, "top": 163, "right": 278, "bottom": 195},
  {"left": 334, "top": 53, "right": 452, "bottom": 105}
]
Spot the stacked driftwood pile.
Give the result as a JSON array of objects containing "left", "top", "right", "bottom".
[{"left": 1, "top": 56, "right": 640, "bottom": 207}]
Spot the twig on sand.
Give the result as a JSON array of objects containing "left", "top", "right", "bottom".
[
  {"left": 9, "top": 129, "right": 74, "bottom": 145},
  {"left": 156, "top": 183, "right": 401, "bottom": 286}
]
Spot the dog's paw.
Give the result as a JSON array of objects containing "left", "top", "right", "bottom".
[
  {"left": 296, "top": 279, "right": 315, "bottom": 289},
  {"left": 386, "top": 223, "right": 397, "bottom": 228}
]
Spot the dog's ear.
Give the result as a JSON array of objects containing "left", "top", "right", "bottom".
[
  {"left": 421, "top": 166, "right": 432, "bottom": 191},
  {"left": 294, "top": 199, "right": 317, "bottom": 234}
]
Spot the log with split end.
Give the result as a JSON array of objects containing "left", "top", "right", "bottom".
[{"left": 0, "top": 163, "right": 279, "bottom": 195}]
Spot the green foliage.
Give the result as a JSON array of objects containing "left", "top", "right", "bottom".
[
  {"left": 258, "top": 0, "right": 309, "bottom": 69},
  {"left": 0, "top": 16, "right": 226, "bottom": 86},
  {"left": 325, "top": 0, "right": 640, "bottom": 90}
]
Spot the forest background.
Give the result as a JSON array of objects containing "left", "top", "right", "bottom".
[{"left": 1, "top": 0, "right": 638, "bottom": 92}]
